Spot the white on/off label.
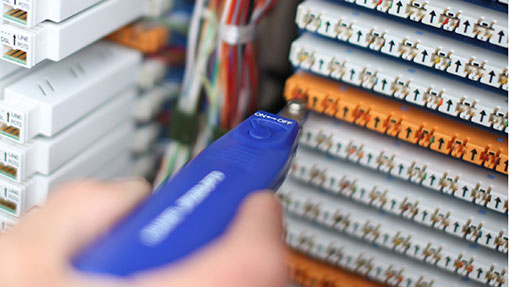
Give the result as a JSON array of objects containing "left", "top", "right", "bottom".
[
  {"left": 0, "top": 147, "right": 21, "bottom": 169},
  {"left": 0, "top": 183, "right": 22, "bottom": 216},
  {"left": 2, "top": 0, "right": 30, "bottom": 10},
  {"left": 0, "top": 26, "right": 31, "bottom": 51},
  {"left": 0, "top": 106, "right": 24, "bottom": 129},
  {"left": 0, "top": 214, "right": 16, "bottom": 232}
]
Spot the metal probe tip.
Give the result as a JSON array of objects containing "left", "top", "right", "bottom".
[{"left": 279, "top": 98, "right": 307, "bottom": 126}]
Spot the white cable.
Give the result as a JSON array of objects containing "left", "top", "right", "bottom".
[
  {"left": 180, "top": 10, "right": 218, "bottom": 114},
  {"left": 181, "top": 0, "right": 205, "bottom": 98},
  {"left": 220, "top": 0, "right": 234, "bottom": 24}
]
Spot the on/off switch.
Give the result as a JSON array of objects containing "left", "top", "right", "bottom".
[{"left": 248, "top": 122, "right": 272, "bottom": 139}]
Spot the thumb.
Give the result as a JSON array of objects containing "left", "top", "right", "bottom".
[
  {"left": 133, "top": 191, "right": 287, "bottom": 287},
  {"left": 10, "top": 179, "right": 151, "bottom": 260}
]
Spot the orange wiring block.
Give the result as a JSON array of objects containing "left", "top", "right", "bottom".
[
  {"left": 285, "top": 73, "right": 508, "bottom": 174},
  {"left": 107, "top": 22, "right": 169, "bottom": 54},
  {"left": 286, "top": 249, "right": 384, "bottom": 287}
]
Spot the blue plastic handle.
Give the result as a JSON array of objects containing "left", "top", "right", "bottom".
[{"left": 72, "top": 111, "right": 299, "bottom": 276}]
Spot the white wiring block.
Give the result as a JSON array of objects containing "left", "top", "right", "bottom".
[
  {"left": 290, "top": 34, "right": 508, "bottom": 132},
  {"left": 337, "top": 0, "right": 508, "bottom": 48},
  {"left": 288, "top": 146, "right": 508, "bottom": 254},
  {"left": 0, "top": 41, "right": 141, "bottom": 144},
  {"left": 279, "top": 184, "right": 507, "bottom": 285},
  {"left": 296, "top": 0, "right": 508, "bottom": 91},
  {"left": 299, "top": 113, "right": 508, "bottom": 215},
  {"left": 1, "top": 0, "right": 105, "bottom": 28},
  {"left": 0, "top": 121, "right": 133, "bottom": 217},
  {"left": 0, "top": 88, "right": 135, "bottom": 183},
  {"left": 285, "top": 217, "right": 503, "bottom": 287},
  {"left": 0, "top": 0, "right": 145, "bottom": 68}
]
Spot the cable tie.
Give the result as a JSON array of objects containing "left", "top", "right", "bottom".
[{"left": 219, "top": 24, "right": 256, "bottom": 45}]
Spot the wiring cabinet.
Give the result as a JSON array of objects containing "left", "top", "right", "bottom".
[{"left": 280, "top": 0, "right": 508, "bottom": 286}]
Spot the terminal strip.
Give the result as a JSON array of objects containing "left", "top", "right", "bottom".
[
  {"left": 336, "top": 0, "right": 508, "bottom": 48},
  {"left": 1, "top": 0, "right": 104, "bottom": 28},
  {"left": 296, "top": 0, "right": 508, "bottom": 91},
  {"left": 285, "top": 217, "right": 487, "bottom": 287},
  {"left": 108, "top": 22, "right": 170, "bottom": 54},
  {"left": 286, "top": 249, "right": 384, "bottom": 287},
  {"left": 300, "top": 112, "right": 508, "bottom": 215},
  {"left": 0, "top": 89, "right": 135, "bottom": 183},
  {"left": 285, "top": 73, "right": 509, "bottom": 174},
  {"left": 279, "top": 184, "right": 507, "bottom": 285},
  {"left": 290, "top": 34, "right": 508, "bottom": 133},
  {"left": 0, "top": 0, "right": 145, "bottom": 68},
  {"left": 0, "top": 41, "right": 140, "bottom": 144},
  {"left": 0, "top": 122, "right": 133, "bottom": 218},
  {"left": 285, "top": 148, "right": 508, "bottom": 254}
]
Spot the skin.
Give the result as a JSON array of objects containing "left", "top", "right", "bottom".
[{"left": 0, "top": 179, "right": 287, "bottom": 287}]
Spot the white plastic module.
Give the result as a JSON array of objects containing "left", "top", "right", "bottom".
[
  {"left": 300, "top": 112, "right": 508, "bottom": 215},
  {"left": 132, "top": 123, "right": 160, "bottom": 154},
  {"left": 0, "top": 122, "right": 133, "bottom": 218},
  {"left": 0, "top": 211, "right": 16, "bottom": 233},
  {"left": 280, "top": 185, "right": 507, "bottom": 285},
  {"left": 1, "top": 0, "right": 105, "bottom": 28},
  {"left": 338, "top": 0, "right": 508, "bottom": 48},
  {"left": 0, "top": 41, "right": 141, "bottom": 144},
  {"left": 295, "top": 0, "right": 508, "bottom": 90},
  {"left": 134, "top": 86, "right": 176, "bottom": 123},
  {"left": 131, "top": 153, "right": 158, "bottom": 178},
  {"left": 287, "top": 146, "right": 508, "bottom": 253},
  {"left": 93, "top": 152, "right": 131, "bottom": 181},
  {"left": 0, "top": 88, "right": 135, "bottom": 183},
  {"left": 0, "top": 60, "right": 34, "bottom": 97},
  {"left": 290, "top": 35, "right": 508, "bottom": 132},
  {"left": 285, "top": 217, "right": 488, "bottom": 287},
  {"left": 138, "top": 58, "right": 168, "bottom": 90},
  {"left": 0, "top": 60, "right": 19, "bottom": 79},
  {"left": 0, "top": 0, "right": 146, "bottom": 68}
]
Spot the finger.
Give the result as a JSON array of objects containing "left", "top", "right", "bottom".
[
  {"left": 10, "top": 178, "right": 151, "bottom": 260},
  {"left": 132, "top": 191, "right": 287, "bottom": 287}
]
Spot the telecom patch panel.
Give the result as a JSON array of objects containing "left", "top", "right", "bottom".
[
  {"left": 284, "top": 0, "right": 507, "bottom": 285},
  {"left": 0, "top": 0, "right": 146, "bottom": 68},
  {"left": 285, "top": 73, "right": 508, "bottom": 174},
  {"left": 295, "top": 0, "right": 508, "bottom": 91},
  {"left": 337, "top": 0, "right": 508, "bottom": 48},
  {"left": 279, "top": 180, "right": 507, "bottom": 284},
  {"left": 285, "top": 148, "right": 508, "bottom": 253},
  {"left": 290, "top": 34, "right": 508, "bottom": 132},
  {"left": 285, "top": 217, "right": 491, "bottom": 287},
  {"left": 300, "top": 112, "right": 508, "bottom": 214},
  {"left": 0, "top": 41, "right": 141, "bottom": 144},
  {"left": 1, "top": 0, "right": 104, "bottom": 28},
  {"left": 0, "top": 89, "right": 135, "bottom": 183},
  {"left": 0, "top": 122, "right": 133, "bottom": 218}
]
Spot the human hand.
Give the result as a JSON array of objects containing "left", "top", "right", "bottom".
[{"left": 0, "top": 179, "right": 287, "bottom": 287}]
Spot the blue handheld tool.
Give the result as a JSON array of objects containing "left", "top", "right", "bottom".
[{"left": 72, "top": 100, "right": 306, "bottom": 276}]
